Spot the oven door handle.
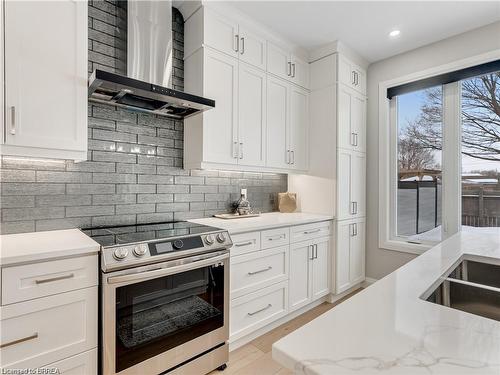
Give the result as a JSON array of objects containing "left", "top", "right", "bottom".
[{"left": 106, "top": 252, "right": 229, "bottom": 285}]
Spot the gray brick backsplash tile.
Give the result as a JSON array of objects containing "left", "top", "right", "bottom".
[
  {"left": 0, "top": 5, "right": 286, "bottom": 234},
  {"left": 137, "top": 194, "right": 173, "bottom": 203},
  {"left": 1, "top": 196, "right": 35, "bottom": 208},
  {"left": 1, "top": 221, "right": 35, "bottom": 234},
  {"left": 36, "top": 171, "right": 92, "bottom": 183},
  {"left": 3, "top": 207, "right": 65, "bottom": 221},
  {"left": 0, "top": 170, "right": 36, "bottom": 182},
  {"left": 156, "top": 202, "right": 190, "bottom": 212},
  {"left": 116, "top": 204, "right": 155, "bottom": 215},
  {"left": 174, "top": 193, "right": 204, "bottom": 203},
  {"left": 93, "top": 173, "right": 136, "bottom": 184},
  {"left": 93, "top": 194, "right": 136, "bottom": 205},
  {"left": 66, "top": 205, "right": 114, "bottom": 217},
  {"left": 67, "top": 183, "right": 115, "bottom": 195},
  {"left": 2, "top": 183, "right": 66, "bottom": 196},
  {"left": 36, "top": 195, "right": 91, "bottom": 207}
]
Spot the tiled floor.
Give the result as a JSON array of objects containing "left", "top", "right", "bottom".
[{"left": 209, "top": 289, "right": 362, "bottom": 375}]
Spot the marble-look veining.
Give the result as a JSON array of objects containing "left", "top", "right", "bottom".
[{"left": 272, "top": 229, "right": 500, "bottom": 374}]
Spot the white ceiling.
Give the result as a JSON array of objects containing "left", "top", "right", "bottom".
[{"left": 225, "top": 1, "right": 500, "bottom": 63}]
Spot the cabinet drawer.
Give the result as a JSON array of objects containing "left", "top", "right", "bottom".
[
  {"left": 230, "top": 231, "right": 261, "bottom": 256},
  {"left": 231, "top": 246, "right": 288, "bottom": 298},
  {"left": 0, "top": 287, "right": 97, "bottom": 370},
  {"left": 2, "top": 255, "right": 98, "bottom": 305},
  {"left": 291, "top": 221, "right": 331, "bottom": 243},
  {"left": 46, "top": 348, "right": 97, "bottom": 375},
  {"left": 230, "top": 281, "right": 287, "bottom": 341},
  {"left": 261, "top": 227, "right": 290, "bottom": 249}
]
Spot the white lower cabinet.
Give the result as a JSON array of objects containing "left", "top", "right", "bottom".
[
  {"left": 229, "top": 220, "right": 332, "bottom": 344},
  {"left": 336, "top": 218, "right": 366, "bottom": 294},
  {"left": 46, "top": 348, "right": 97, "bottom": 375}
]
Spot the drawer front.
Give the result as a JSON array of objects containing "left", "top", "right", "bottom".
[
  {"left": 230, "top": 231, "right": 261, "bottom": 256},
  {"left": 2, "top": 255, "right": 98, "bottom": 305},
  {"left": 46, "top": 348, "right": 97, "bottom": 375},
  {"left": 291, "top": 221, "right": 331, "bottom": 243},
  {"left": 230, "top": 281, "right": 287, "bottom": 341},
  {"left": 231, "top": 246, "right": 289, "bottom": 298},
  {"left": 0, "top": 287, "right": 98, "bottom": 369},
  {"left": 261, "top": 227, "right": 290, "bottom": 249}
]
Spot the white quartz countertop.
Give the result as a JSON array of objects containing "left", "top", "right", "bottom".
[
  {"left": 189, "top": 212, "right": 333, "bottom": 234},
  {"left": 0, "top": 229, "right": 100, "bottom": 266},
  {"left": 272, "top": 229, "right": 500, "bottom": 374}
]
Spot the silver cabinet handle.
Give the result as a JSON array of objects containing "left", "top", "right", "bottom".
[
  {"left": 286, "top": 149, "right": 290, "bottom": 164},
  {"left": 234, "top": 240, "right": 254, "bottom": 247},
  {"left": 234, "top": 34, "right": 239, "bottom": 52},
  {"left": 309, "top": 245, "right": 314, "bottom": 260},
  {"left": 355, "top": 72, "right": 359, "bottom": 86},
  {"left": 304, "top": 228, "right": 320, "bottom": 235},
  {"left": 240, "top": 37, "right": 245, "bottom": 55},
  {"left": 314, "top": 244, "right": 318, "bottom": 259},
  {"left": 248, "top": 266, "right": 272, "bottom": 275},
  {"left": 354, "top": 223, "right": 358, "bottom": 236},
  {"left": 351, "top": 132, "right": 359, "bottom": 146},
  {"left": 292, "top": 63, "right": 296, "bottom": 78},
  {"left": 35, "top": 273, "right": 74, "bottom": 285},
  {"left": 350, "top": 202, "right": 355, "bottom": 215},
  {"left": 233, "top": 141, "right": 238, "bottom": 159},
  {"left": 291, "top": 150, "right": 295, "bottom": 165},
  {"left": 349, "top": 223, "right": 355, "bottom": 237},
  {"left": 351, "top": 71, "right": 356, "bottom": 85},
  {"left": 287, "top": 62, "right": 292, "bottom": 76},
  {"left": 354, "top": 201, "right": 358, "bottom": 214},
  {"left": 267, "top": 234, "right": 284, "bottom": 241},
  {"left": 10, "top": 106, "right": 16, "bottom": 135},
  {"left": 0, "top": 333, "right": 38, "bottom": 349},
  {"left": 239, "top": 142, "right": 243, "bottom": 159},
  {"left": 248, "top": 303, "right": 272, "bottom": 316}
]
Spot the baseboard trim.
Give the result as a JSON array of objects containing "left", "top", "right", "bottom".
[
  {"left": 361, "top": 277, "right": 378, "bottom": 288},
  {"left": 228, "top": 296, "right": 329, "bottom": 352}
]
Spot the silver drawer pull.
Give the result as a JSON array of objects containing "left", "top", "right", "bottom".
[
  {"left": 35, "top": 273, "right": 74, "bottom": 285},
  {"left": 304, "top": 228, "right": 321, "bottom": 234},
  {"left": 247, "top": 304, "right": 272, "bottom": 316},
  {"left": 267, "top": 235, "right": 284, "bottom": 241},
  {"left": 234, "top": 241, "right": 254, "bottom": 247},
  {"left": 248, "top": 266, "right": 272, "bottom": 276},
  {"left": 0, "top": 333, "right": 38, "bottom": 349}
]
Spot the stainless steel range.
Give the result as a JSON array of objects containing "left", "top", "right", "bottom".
[{"left": 86, "top": 221, "right": 232, "bottom": 375}]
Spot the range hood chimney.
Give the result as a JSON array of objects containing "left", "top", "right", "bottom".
[{"left": 88, "top": 1, "right": 214, "bottom": 119}]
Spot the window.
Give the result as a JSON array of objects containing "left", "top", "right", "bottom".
[{"left": 381, "top": 58, "right": 500, "bottom": 253}]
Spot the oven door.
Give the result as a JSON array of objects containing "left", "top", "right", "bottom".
[{"left": 102, "top": 250, "right": 229, "bottom": 375}]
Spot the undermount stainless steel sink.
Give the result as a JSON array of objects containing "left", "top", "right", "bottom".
[{"left": 422, "top": 259, "right": 500, "bottom": 322}]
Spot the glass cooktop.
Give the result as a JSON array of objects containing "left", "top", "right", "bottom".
[{"left": 82, "top": 221, "right": 222, "bottom": 247}]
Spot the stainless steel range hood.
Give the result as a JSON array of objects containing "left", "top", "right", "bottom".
[{"left": 88, "top": 1, "right": 214, "bottom": 119}]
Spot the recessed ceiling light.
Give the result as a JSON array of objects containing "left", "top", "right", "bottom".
[{"left": 389, "top": 30, "right": 401, "bottom": 38}]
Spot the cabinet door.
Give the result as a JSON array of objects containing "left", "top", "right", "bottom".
[
  {"left": 337, "top": 150, "right": 352, "bottom": 220},
  {"left": 351, "top": 152, "right": 366, "bottom": 218},
  {"left": 335, "top": 221, "right": 352, "bottom": 294},
  {"left": 267, "top": 42, "right": 290, "bottom": 80},
  {"left": 350, "top": 219, "right": 365, "bottom": 285},
  {"left": 289, "top": 241, "right": 312, "bottom": 311},
  {"left": 239, "top": 27, "right": 266, "bottom": 70},
  {"left": 203, "top": 50, "right": 238, "bottom": 164},
  {"left": 351, "top": 92, "right": 366, "bottom": 153},
  {"left": 4, "top": 0, "right": 87, "bottom": 155},
  {"left": 266, "top": 76, "right": 289, "bottom": 169},
  {"left": 238, "top": 63, "right": 266, "bottom": 166},
  {"left": 337, "top": 85, "right": 352, "bottom": 151},
  {"left": 289, "top": 86, "right": 309, "bottom": 171},
  {"left": 204, "top": 8, "right": 239, "bottom": 57},
  {"left": 291, "top": 55, "right": 309, "bottom": 89},
  {"left": 311, "top": 237, "right": 330, "bottom": 300}
]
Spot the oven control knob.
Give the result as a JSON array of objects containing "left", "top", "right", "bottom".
[
  {"left": 172, "top": 239, "right": 184, "bottom": 250},
  {"left": 113, "top": 247, "right": 129, "bottom": 260},
  {"left": 133, "top": 245, "right": 147, "bottom": 257},
  {"left": 204, "top": 234, "right": 215, "bottom": 245},
  {"left": 216, "top": 233, "right": 226, "bottom": 243}
]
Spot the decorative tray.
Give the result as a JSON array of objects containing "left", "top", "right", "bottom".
[{"left": 213, "top": 213, "right": 260, "bottom": 220}]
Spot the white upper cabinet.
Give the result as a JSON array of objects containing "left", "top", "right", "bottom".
[
  {"left": 290, "top": 55, "right": 310, "bottom": 89},
  {"left": 338, "top": 85, "right": 366, "bottom": 153},
  {"left": 266, "top": 76, "right": 289, "bottom": 169},
  {"left": 1, "top": 0, "right": 88, "bottom": 161},
  {"left": 267, "top": 42, "right": 291, "bottom": 80},
  {"left": 289, "top": 86, "right": 309, "bottom": 171},
  {"left": 238, "top": 27, "right": 266, "bottom": 71},
  {"left": 338, "top": 55, "right": 366, "bottom": 95},
  {"left": 238, "top": 63, "right": 266, "bottom": 166}
]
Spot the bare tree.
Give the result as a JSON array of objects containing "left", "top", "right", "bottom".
[
  {"left": 398, "top": 137, "right": 437, "bottom": 171},
  {"left": 406, "top": 72, "right": 500, "bottom": 161}
]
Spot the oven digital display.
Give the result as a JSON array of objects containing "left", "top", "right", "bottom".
[
  {"left": 153, "top": 241, "right": 174, "bottom": 254},
  {"left": 149, "top": 236, "right": 204, "bottom": 255}
]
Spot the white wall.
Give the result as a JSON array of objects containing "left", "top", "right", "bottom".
[{"left": 366, "top": 21, "right": 500, "bottom": 279}]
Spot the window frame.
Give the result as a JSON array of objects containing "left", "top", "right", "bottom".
[{"left": 378, "top": 50, "right": 500, "bottom": 255}]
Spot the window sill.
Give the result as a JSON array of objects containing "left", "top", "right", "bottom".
[{"left": 379, "top": 239, "right": 433, "bottom": 255}]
